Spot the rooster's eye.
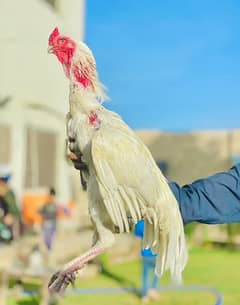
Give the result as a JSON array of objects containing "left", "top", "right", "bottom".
[{"left": 58, "top": 38, "right": 65, "bottom": 45}]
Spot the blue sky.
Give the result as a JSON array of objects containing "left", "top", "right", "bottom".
[{"left": 85, "top": 0, "right": 240, "bottom": 131}]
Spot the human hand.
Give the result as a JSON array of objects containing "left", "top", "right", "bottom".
[{"left": 68, "top": 152, "right": 88, "bottom": 171}]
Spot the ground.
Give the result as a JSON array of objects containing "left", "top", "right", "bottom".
[{"left": 6, "top": 246, "right": 240, "bottom": 305}]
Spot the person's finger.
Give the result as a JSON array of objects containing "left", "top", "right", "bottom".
[{"left": 68, "top": 152, "right": 78, "bottom": 161}]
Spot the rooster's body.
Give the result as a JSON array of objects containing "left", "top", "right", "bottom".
[{"left": 47, "top": 28, "right": 188, "bottom": 293}]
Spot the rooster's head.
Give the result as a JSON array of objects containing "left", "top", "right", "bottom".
[
  {"left": 48, "top": 27, "right": 107, "bottom": 102},
  {"left": 48, "top": 27, "right": 76, "bottom": 67},
  {"left": 48, "top": 27, "right": 97, "bottom": 87}
]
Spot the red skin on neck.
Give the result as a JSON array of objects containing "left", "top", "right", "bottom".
[
  {"left": 73, "top": 66, "right": 93, "bottom": 88},
  {"left": 88, "top": 111, "right": 99, "bottom": 126}
]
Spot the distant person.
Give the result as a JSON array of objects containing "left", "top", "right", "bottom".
[
  {"left": 0, "top": 164, "right": 20, "bottom": 240},
  {"left": 0, "top": 194, "right": 12, "bottom": 242},
  {"left": 39, "top": 187, "right": 58, "bottom": 252},
  {"left": 135, "top": 220, "right": 159, "bottom": 303}
]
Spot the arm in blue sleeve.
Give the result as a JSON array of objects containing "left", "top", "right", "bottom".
[
  {"left": 168, "top": 164, "right": 240, "bottom": 225},
  {"left": 134, "top": 219, "right": 144, "bottom": 238}
]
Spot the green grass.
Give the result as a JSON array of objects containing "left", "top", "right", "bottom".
[{"left": 8, "top": 246, "right": 240, "bottom": 305}]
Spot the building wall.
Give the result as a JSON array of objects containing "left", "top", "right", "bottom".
[
  {"left": 137, "top": 129, "right": 239, "bottom": 185},
  {"left": 0, "top": 0, "right": 84, "bottom": 115},
  {"left": 0, "top": 0, "right": 85, "bottom": 203}
]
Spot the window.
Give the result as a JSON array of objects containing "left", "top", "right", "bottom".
[
  {"left": 25, "top": 128, "right": 57, "bottom": 188},
  {"left": 0, "top": 125, "right": 11, "bottom": 163}
]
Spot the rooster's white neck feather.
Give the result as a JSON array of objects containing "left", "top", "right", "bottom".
[{"left": 69, "top": 43, "right": 109, "bottom": 106}]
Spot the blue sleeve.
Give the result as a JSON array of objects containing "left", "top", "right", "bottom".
[
  {"left": 168, "top": 164, "right": 240, "bottom": 225},
  {"left": 134, "top": 219, "right": 144, "bottom": 238}
]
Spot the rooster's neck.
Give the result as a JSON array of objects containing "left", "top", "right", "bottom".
[
  {"left": 69, "top": 57, "right": 108, "bottom": 105},
  {"left": 69, "top": 83, "right": 101, "bottom": 115}
]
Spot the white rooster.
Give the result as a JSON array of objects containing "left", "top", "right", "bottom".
[{"left": 47, "top": 27, "right": 188, "bottom": 293}]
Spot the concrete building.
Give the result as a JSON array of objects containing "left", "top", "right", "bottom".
[
  {"left": 0, "top": 0, "right": 85, "bottom": 203},
  {"left": 137, "top": 129, "right": 239, "bottom": 185}
]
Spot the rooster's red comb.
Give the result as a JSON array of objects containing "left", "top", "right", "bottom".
[{"left": 49, "top": 27, "right": 60, "bottom": 45}]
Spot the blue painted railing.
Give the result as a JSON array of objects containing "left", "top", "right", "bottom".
[{"left": 23, "top": 285, "right": 223, "bottom": 305}]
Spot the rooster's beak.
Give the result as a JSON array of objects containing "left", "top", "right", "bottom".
[{"left": 47, "top": 46, "right": 54, "bottom": 54}]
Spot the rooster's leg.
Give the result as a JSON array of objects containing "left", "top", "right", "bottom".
[
  {"left": 48, "top": 220, "right": 115, "bottom": 294},
  {"left": 48, "top": 245, "right": 105, "bottom": 293}
]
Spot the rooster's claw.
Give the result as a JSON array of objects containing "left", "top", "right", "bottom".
[{"left": 48, "top": 270, "right": 76, "bottom": 294}]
